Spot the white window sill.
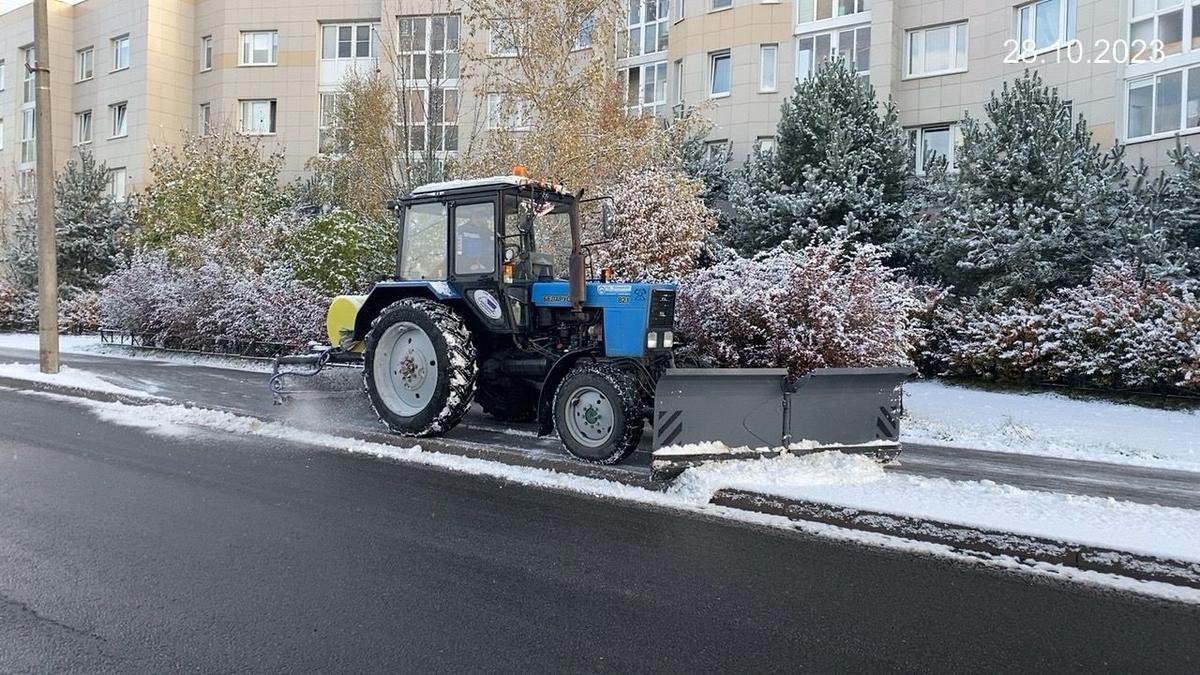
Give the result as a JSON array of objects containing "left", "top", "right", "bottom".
[
  {"left": 238, "top": 62, "right": 277, "bottom": 67},
  {"left": 1124, "top": 125, "right": 1200, "bottom": 146},
  {"left": 75, "top": 76, "right": 93, "bottom": 84},
  {"left": 709, "top": 92, "right": 731, "bottom": 99},
  {"left": 109, "top": 133, "right": 128, "bottom": 140},
  {"left": 240, "top": 131, "right": 277, "bottom": 136},
  {"left": 200, "top": 66, "right": 212, "bottom": 72},
  {"left": 110, "top": 66, "right": 129, "bottom": 73},
  {"left": 903, "top": 67, "right": 968, "bottom": 81},
  {"left": 708, "top": 6, "right": 734, "bottom": 14},
  {"left": 73, "top": 141, "right": 92, "bottom": 147},
  {"left": 758, "top": 87, "right": 777, "bottom": 94}
]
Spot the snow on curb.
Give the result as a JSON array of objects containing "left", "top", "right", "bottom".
[
  {"left": 903, "top": 380, "right": 1200, "bottom": 473},
  {"left": 0, "top": 362, "right": 167, "bottom": 400},
  {"left": 0, "top": 333, "right": 275, "bottom": 373},
  {"left": 13, "top": 388, "right": 1200, "bottom": 604}
]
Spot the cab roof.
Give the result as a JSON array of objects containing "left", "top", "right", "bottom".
[{"left": 407, "top": 175, "right": 570, "bottom": 199}]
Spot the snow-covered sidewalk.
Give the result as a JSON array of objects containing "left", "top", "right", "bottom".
[{"left": 903, "top": 380, "right": 1200, "bottom": 473}]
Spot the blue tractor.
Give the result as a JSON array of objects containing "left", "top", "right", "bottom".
[{"left": 274, "top": 172, "right": 910, "bottom": 474}]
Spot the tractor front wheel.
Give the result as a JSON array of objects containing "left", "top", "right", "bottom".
[
  {"left": 363, "top": 299, "right": 477, "bottom": 436},
  {"left": 553, "top": 363, "right": 644, "bottom": 465}
]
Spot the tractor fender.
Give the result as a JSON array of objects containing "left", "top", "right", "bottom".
[
  {"left": 536, "top": 347, "right": 598, "bottom": 436},
  {"left": 352, "top": 281, "right": 462, "bottom": 340}
]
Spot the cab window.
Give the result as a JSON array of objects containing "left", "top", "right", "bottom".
[
  {"left": 399, "top": 202, "right": 448, "bottom": 280},
  {"left": 454, "top": 202, "right": 496, "bottom": 275}
]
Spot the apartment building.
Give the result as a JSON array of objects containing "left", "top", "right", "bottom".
[{"left": 656, "top": 0, "right": 1200, "bottom": 169}]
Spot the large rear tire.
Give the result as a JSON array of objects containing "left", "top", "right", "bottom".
[
  {"left": 363, "top": 299, "right": 477, "bottom": 436},
  {"left": 553, "top": 362, "right": 644, "bottom": 465}
]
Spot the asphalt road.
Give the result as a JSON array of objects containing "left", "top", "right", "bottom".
[
  {"left": 2, "top": 346, "right": 1198, "bottom": 510},
  {"left": 1, "top": 388, "right": 1198, "bottom": 673}
]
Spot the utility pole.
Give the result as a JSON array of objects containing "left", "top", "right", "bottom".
[{"left": 33, "top": 0, "right": 59, "bottom": 373}]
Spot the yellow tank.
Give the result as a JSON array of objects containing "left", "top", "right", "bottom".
[{"left": 326, "top": 295, "right": 367, "bottom": 352}]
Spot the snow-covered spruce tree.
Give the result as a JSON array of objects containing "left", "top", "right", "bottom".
[
  {"left": 728, "top": 57, "right": 911, "bottom": 254},
  {"left": 908, "top": 71, "right": 1149, "bottom": 302},
  {"left": 135, "top": 127, "right": 287, "bottom": 248},
  {"left": 595, "top": 169, "right": 717, "bottom": 282},
  {"left": 675, "top": 242, "right": 922, "bottom": 375},
  {"left": 1148, "top": 142, "right": 1200, "bottom": 278}
]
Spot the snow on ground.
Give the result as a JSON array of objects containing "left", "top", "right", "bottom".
[
  {"left": 14, "top": 388, "right": 1200, "bottom": 603},
  {"left": 0, "top": 362, "right": 165, "bottom": 399},
  {"left": 0, "top": 333, "right": 111, "bottom": 355},
  {"left": 0, "top": 333, "right": 274, "bottom": 373},
  {"left": 904, "top": 379, "right": 1200, "bottom": 473}
]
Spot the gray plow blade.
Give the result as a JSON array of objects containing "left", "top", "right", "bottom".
[{"left": 651, "top": 367, "right": 912, "bottom": 480}]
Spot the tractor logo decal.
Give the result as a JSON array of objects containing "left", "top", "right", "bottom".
[
  {"left": 596, "top": 285, "right": 633, "bottom": 295},
  {"left": 472, "top": 290, "right": 504, "bottom": 320}
]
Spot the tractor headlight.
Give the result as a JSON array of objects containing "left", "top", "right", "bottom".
[
  {"left": 662, "top": 331, "right": 674, "bottom": 349},
  {"left": 646, "top": 332, "right": 658, "bottom": 350}
]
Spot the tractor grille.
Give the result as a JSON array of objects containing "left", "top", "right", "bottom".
[{"left": 648, "top": 289, "right": 676, "bottom": 329}]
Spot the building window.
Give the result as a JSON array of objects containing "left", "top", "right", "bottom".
[
  {"left": 109, "top": 167, "right": 128, "bottom": 202},
  {"left": 1131, "top": 0, "right": 1200, "bottom": 59},
  {"left": 486, "top": 94, "right": 533, "bottom": 130},
  {"left": 673, "top": 59, "right": 684, "bottom": 106},
  {"left": 705, "top": 139, "right": 730, "bottom": 162},
  {"left": 627, "top": 0, "right": 670, "bottom": 58},
  {"left": 575, "top": 12, "right": 595, "bottom": 50},
  {"left": 488, "top": 20, "right": 519, "bottom": 56},
  {"left": 797, "top": 0, "right": 870, "bottom": 24},
  {"left": 0, "top": 117, "right": 4, "bottom": 150},
  {"left": 398, "top": 15, "right": 461, "bottom": 154},
  {"left": 240, "top": 31, "right": 278, "bottom": 66},
  {"left": 18, "top": 170, "right": 35, "bottom": 202},
  {"left": 711, "top": 0, "right": 731, "bottom": 10},
  {"left": 906, "top": 22, "right": 968, "bottom": 77},
  {"left": 111, "top": 35, "right": 130, "bottom": 71},
  {"left": 625, "top": 61, "right": 668, "bottom": 117},
  {"left": 20, "top": 109, "right": 35, "bottom": 164},
  {"left": 760, "top": 44, "right": 778, "bottom": 92},
  {"left": 322, "top": 23, "right": 378, "bottom": 59},
  {"left": 0, "top": 59, "right": 5, "bottom": 91},
  {"left": 201, "top": 36, "right": 213, "bottom": 70},
  {"left": 1016, "top": 0, "right": 1076, "bottom": 54},
  {"left": 318, "top": 92, "right": 348, "bottom": 152},
  {"left": 76, "top": 47, "right": 94, "bottom": 82},
  {"left": 23, "top": 47, "right": 35, "bottom": 104},
  {"left": 909, "top": 125, "right": 959, "bottom": 173},
  {"left": 1127, "top": 65, "right": 1200, "bottom": 139},
  {"left": 75, "top": 110, "right": 92, "bottom": 145},
  {"left": 110, "top": 102, "right": 128, "bottom": 138},
  {"left": 398, "top": 15, "right": 460, "bottom": 81},
  {"left": 239, "top": 99, "right": 276, "bottom": 134},
  {"left": 709, "top": 50, "right": 731, "bottom": 96},
  {"left": 797, "top": 26, "right": 871, "bottom": 80},
  {"left": 755, "top": 136, "right": 775, "bottom": 153},
  {"left": 198, "top": 103, "right": 211, "bottom": 136}
]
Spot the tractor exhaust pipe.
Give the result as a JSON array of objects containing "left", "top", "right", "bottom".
[{"left": 568, "top": 190, "right": 586, "bottom": 312}]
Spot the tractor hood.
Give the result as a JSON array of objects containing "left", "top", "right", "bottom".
[{"left": 532, "top": 281, "right": 677, "bottom": 358}]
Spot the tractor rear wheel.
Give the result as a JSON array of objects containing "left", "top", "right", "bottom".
[
  {"left": 553, "top": 362, "right": 644, "bottom": 465},
  {"left": 363, "top": 299, "right": 477, "bottom": 436},
  {"left": 475, "top": 382, "right": 538, "bottom": 423}
]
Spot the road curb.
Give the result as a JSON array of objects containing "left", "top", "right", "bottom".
[
  {"left": 0, "top": 376, "right": 662, "bottom": 490},
  {"left": 710, "top": 489, "right": 1200, "bottom": 590}
]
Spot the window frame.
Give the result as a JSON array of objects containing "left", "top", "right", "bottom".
[
  {"left": 709, "top": 50, "right": 731, "bottom": 97},
  {"left": 75, "top": 109, "right": 93, "bottom": 146},
  {"left": 109, "top": 101, "right": 128, "bottom": 138},
  {"left": 20, "top": 108, "right": 35, "bottom": 165},
  {"left": 201, "top": 35, "right": 213, "bottom": 71},
  {"left": 322, "top": 23, "right": 379, "bottom": 60},
  {"left": 239, "top": 99, "right": 277, "bottom": 135},
  {"left": 711, "top": 0, "right": 732, "bottom": 10},
  {"left": 0, "top": 59, "right": 6, "bottom": 91},
  {"left": 1126, "top": 64, "right": 1200, "bottom": 141},
  {"left": 198, "top": 102, "right": 212, "bottom": 136},
  {"left": 0, "top": 117, "right": 4, "bottom": 151},
  {"left": 399, "top": 200, "right": 451, "bottom": 281},
  {"left": 908, "top": 124, "right": 960, "bottom": 174},
  {"left": 796, "top": 0, "right": 870, "bottom": 26},
  {"left": 905, "top": 21, "right": 969, "bottom": 79},
  {"left": 108, "top": 167, "right": 128, "bottom": 203},
  {"left": 239, "top": 30, "right": 279, "bottom": 67},
  {"left": 624, "top": 61, "right": 669, "bottom": 117},
  {"left": 1015, "top": 0, "right": 1077, "bottom": 57},
  {"left": 451, "top": 200, "right": 499, "bottom": 278},
  {"left": 759, "top": 43, "right": 779, "bottom": 92},
  {"left": 111, "top": 34, "right": 130, "bottom": 72},
  {"left": 626, "top": 0, "right": 671, "bottom": 59},
  {"left": 795, "top": 25, "right": 872, "bottom": 81},
  {"left": 1129, "top": 0, "right": 1200, "bottom": 60},
  {"left": 396, "top": 15, "right": 462, "bottom": 155},
  {"left": 486, "top": 93, "right": 533, "bottom": 131},
  {"left": 76, "top": 46, "right": 94, "bottom": 82}
]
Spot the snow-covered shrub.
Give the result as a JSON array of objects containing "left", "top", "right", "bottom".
[
  {"left": 676, "top": 242, "right": 923, "bottom": 375},
  {"left": 0, "top": 277, "right": 37, "bottom": 331},
  {"left": 940, "top": 262, "right": 1200, "bottom": 392},
  {"left": 282, "top": 210, "right": 395, "bottom": 295},
  {"left": 59, "top": 289, "right": 102, "bottom": 334},
  {"left": 596, "top": 169, "right": 716, "bottom": 282},
  {"left": 101, "top": 249, "right": 326, "bottom": 349}
]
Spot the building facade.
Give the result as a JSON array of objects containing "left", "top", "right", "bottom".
[{"left": 1, "top": 0, "right": 1198, "bottom": 213}]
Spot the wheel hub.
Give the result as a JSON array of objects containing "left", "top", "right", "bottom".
[
  {"left": 396, "top": 348, "right": 428, "bottom": 390},
  {"left": 372, "top": 321, "right": 439, "bottom": 418},
  {"left": 565, "top": 386, "right": 615, "bottom": 448}
]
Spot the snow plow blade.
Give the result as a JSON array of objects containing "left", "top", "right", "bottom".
[
  {"left": 270, "top": 346, "right": 364, "bottom": 404},
  {"left": 651, "top": 367, "right": 912, "bottom": 481}
]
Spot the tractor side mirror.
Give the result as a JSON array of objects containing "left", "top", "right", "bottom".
[{"left": 600, "top": 201, "right": 615, "bottom": 238}]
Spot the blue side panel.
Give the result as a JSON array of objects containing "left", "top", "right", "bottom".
[
  {"left": 372, "top": 280, "right": 461, "bottom": 299},
  {"left": 531, "top": 281, "right": 676, "bottom": 358}
]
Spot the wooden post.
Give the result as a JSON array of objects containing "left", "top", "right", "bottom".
[{"left": 33, "top": 0, "right": 59, "bottom": 374}]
